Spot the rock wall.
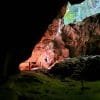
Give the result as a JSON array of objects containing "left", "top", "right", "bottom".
[{"left": 19, "top": 14, "right": 100, "bottom": 71}]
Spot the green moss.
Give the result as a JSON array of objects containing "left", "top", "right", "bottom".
[{"left": 0, "top": 72, "right": 100, "bottom": 100}]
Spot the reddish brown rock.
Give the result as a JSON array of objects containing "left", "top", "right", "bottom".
[
  {"left": 19, "top": 18, "right": 69, "bottom": 71},
  {"left": 19, "top": 14, "right": 100, "bottom": 71}
]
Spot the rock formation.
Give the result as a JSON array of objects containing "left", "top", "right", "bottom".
[
  {"left": 19, "top": 13, "right": 100, "bottom": 71},
  {"left": 62, "top": 14, "right": 100, "bottom": 57},
  {"left": 49, "top": 55, "right": 100, "bottom": 80}
]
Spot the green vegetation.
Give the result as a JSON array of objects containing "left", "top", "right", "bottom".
[{"left": 0, "top": 71, "right": 100, "bottom": 100}]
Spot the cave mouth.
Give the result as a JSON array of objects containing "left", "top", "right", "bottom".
[
  {"left": 64, "top": 0, "right": 100, "bottom": 25},
  {"left": 19, "top": 0, "right": 100, "bottom": 71}
]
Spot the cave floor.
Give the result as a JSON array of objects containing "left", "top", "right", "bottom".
[{"left": 0, "top": 71, "right": 100, "bottom": 100}]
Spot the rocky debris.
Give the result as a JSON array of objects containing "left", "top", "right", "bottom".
[
  {"left": 19, "top": 13, "right": 100, "bottom": 71},
  {"left": 49, "top": 55, "right": 100, "bottom": 80}
]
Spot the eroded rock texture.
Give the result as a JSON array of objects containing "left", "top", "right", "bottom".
[
  {"left": 19, "top": 14, "right": 100, "bottom": 71},
  {"left": 62, "top": 14, "right": 100, "bottom": 57}
]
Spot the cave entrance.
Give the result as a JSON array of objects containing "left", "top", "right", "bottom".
[{"left": 19, "top": 0, "right": 100, "bottom": 71}]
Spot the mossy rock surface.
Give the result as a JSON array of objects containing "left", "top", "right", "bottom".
[{"left": 0, "top": 70, "right": 100, "bottom": 100}]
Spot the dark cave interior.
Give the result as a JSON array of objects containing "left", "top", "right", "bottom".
[{"left": 0, "top": 0, "right": 85, "bottom": 81}]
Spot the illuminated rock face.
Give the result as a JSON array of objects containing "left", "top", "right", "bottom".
[
  {"left": 19, "top": 14, "right": 100, "bottom": 71},
  {"left": 19, "top": 18, "right": 69, "bottom": 71}
]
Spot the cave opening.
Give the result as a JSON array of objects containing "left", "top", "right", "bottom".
[
  {"left": 1, "top": 0, "right": 100, "bottom": 81},
  {"left": 19, "top": 0, "right": 100, "bottom": 71}
]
